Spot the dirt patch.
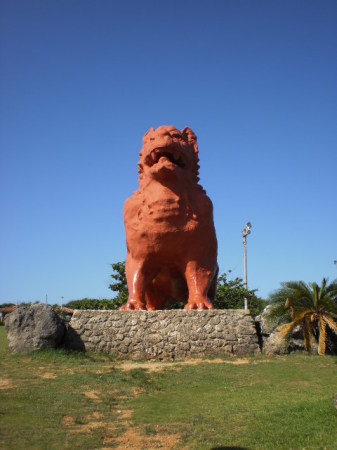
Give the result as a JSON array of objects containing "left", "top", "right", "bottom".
[
  {"left": 22, "top": 357, "right": 32, "bottom": 363},
  {"left": 40, "top": 372, "right": 57, "bottom": 379},
  {"left": 179, "top": 357, "right": 251, "bottom": 366},
  {"left": 83, "top": 390, "right": 101, "bottom": 402},
  {"left": 131, "top": 387, "right": 144, "bottom": 396},
  {"left": 62, "top": 415, "right": 75, "bottom": 426},
  {"left": 63, "top": 393, "right": 177, "bottom": 448},
  {"left": 116, "top": 409, "right": 133, "bottom": 420},
  {"left": 118, "top": 361, "right": 178, "bottom": 373},
  {"left": 113, "top": 427, "right": 180, "bottom": 449},
  {"left": 251, "top": 359, "right": 272, "bottom": 365},
  {"left": 71, "top": 421, "right": 107, "bottom": 434},
  {"left": 85, "top": 411, "right": 105, "bottom": 420},
  {"left": 63, "top": 409, "right": 179, "bottom": 448},
  {"left": 63, "top": 413, "right": 116, "bottom": 436},
  {"left": 93, "top": 365, "right": 117, "bottom": 375},
  {"left": 0, "top": 378, "right": 14, "bottom": 389},
  {"left": 227, "top": 359, "right": 249, "bottom": 365},
  {"left": 117, "top": 357, "right": 252, "bottom": 373}
]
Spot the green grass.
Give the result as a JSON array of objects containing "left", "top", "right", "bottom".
[{"left": 1, "top": 326, "right": 337, "bottom": 449}]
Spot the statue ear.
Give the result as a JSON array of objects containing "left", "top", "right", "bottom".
[
  {"left": 142, "top": 127, "right": 156, "bottom": 149},
  {"left": 144, "top": 127, "right": 155, "bottom": 137},
  {"left": 181, "top": 127, "right": 199, "bottom": 156}
]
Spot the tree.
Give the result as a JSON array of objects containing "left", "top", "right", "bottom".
[
  {"left": 0, "top": 303, "right": 16, "bottom": 308},
  {"left": 108, "top": 261, "right": 129, "bottom": 308},
  {"left": 65, "top": 298, "right": 118, "bottom": 310},
  {"left": 214, "top": 271, "right": 266, "bottom": 317},
  {"left": 267, "top": 278, "right": 337, "bottom": 355}
]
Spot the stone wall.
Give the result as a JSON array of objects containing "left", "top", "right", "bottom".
[{"left": 66, "top": 310, "right": 260, "bottom": 360}]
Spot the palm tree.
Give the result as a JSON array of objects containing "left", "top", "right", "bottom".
[{"left": 267, "top": 278, "right": 337, "bottom": 355}]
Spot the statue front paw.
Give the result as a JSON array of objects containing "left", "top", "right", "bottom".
[
  {"left": 119, "top": 299, "right": 146, "bottom": 310},
  {"left": 184, "top": 297, "right": 214, "bottom": 311}
]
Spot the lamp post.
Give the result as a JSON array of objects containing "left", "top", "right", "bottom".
[
  {"left": 61, "top": 296, "right": 64, "bottom": 309},
  {"left": 242, "top": 222, "right": 252, "bottom": 310}
]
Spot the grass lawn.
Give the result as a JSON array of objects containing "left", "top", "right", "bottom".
[{"left": 0, "top": 326, "right": 336, "bottom": 449}]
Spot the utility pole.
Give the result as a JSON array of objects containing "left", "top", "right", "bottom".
[{"left": 242, "top": 222, "right": 252, "bottom": 310}]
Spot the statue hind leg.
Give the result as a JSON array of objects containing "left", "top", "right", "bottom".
[
  {"left": 183, "top": 261, "right": 216, "bottom": 310},
  {"left": 120, "top": 255, "right": 151, "bottom": 310}
]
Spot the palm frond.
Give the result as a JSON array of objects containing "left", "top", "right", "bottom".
[
  {"left": 264, "top": 300, "right": 291, "bottom": 325},
  {"left": 319, "top": 278, "right": 328, "bottom": 299},
  {"left": 310, "top": 283, "right": 319, "bottom": 308},
  {"left": 268, "top": 283, "right": 312, "bottom": 321},
  {"left": 285, "top": 281, "right": 314, "bottom": 310},
  {"left": 278, "top": 321, "right": 298, "bottom": 338},
  {"left": 325, "top": 278, "right": 337, "bottom": 303},
  {"left": 291, "top": 309, "right": 314, "bottom": 321},
  {"left": 322, "top": 315, "right": 337, "bottom": 335},
  {"left": 290, "top": 306, "right": 295, "bottom": 319},
  {"left": 317, "top": 296, "right": 337, "bottom": 314}
]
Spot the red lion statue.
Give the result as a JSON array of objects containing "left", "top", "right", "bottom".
[{"left": 121, "top": 126, "right": 218, "bottom": 311}]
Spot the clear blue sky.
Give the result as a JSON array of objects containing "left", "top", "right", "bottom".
[{"left": 1, "top": 0, "right": 336, "bottom": 305}]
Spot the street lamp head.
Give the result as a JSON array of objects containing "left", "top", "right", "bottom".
[
  {"left": 242, "top": 222, "right": 252, "bottom": 236},
  {"left": 242, "top": 222, "right": 252, "bottom": 311}
]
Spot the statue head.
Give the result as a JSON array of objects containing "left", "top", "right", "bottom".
[{"left": 138, "top": 126, "right": 200, "bottom": 185}]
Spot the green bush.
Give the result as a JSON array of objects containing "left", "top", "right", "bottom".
[
  {"left": 64, "top": 298, "right": 120, "bottom": 310},
  {"left": 214, "top": 271, "right": 266, "bottom": 317}
]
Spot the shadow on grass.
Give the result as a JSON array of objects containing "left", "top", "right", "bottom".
[{"left": 63, "top": 326, "right": 85, "bottom": 351}]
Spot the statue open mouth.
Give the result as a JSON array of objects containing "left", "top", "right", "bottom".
[{"left": 145, "top": 147, "right": 185, "bottom": 168}]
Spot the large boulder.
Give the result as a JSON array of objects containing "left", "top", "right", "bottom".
[
  {"left": 4, "top": 304, "right": 66, "bottom": 353},
  {"left": 256, "top": 306, "right": 308, "bottom": 355},
  {"left": 262, "top": 327, "right": 310, "bottom": 355},
  {"left": 255, "top": 304, "right": 278, "bottom": 336}
]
